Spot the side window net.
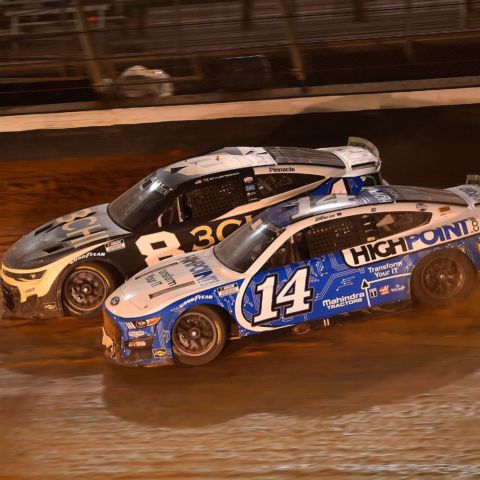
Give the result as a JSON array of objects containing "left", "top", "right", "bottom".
[
  {"left": 305, "top": 215, "right": 376, "bottom": 258},
  {"left": 188, "top": 175, "right": 247, "bottom": 219}
]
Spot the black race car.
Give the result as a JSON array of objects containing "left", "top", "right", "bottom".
[{"left": 1, "top": 139, "right": 382, "bottom": 319}]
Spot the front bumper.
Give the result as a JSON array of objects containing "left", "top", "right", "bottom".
[
  {"left": 0, "top": 276, "right": 61, "bottom": 319},
  {"left": 102, "top": 310, "right": 174, "bottom": 367}
]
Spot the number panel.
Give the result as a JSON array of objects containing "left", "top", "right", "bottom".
[
  {"left": 240, "top": 252, "right": 411, "bottom": 331},
  {"left": 251, "top": 267, "right": 314, "bottom": 326}
]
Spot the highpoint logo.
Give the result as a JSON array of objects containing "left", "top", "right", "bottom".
[
  {"left": 343, "top": 218, "right": 476, "bottom": 266},
  {"left": 182, "top": 255, "right": 217, "bottom": 284}
]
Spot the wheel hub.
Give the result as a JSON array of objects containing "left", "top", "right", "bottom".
[
  {"left": 189, "top": 327, "right": 201, "bottom": 339},
  {"left": 173, "top": 313, "right": 216, "bottom": 356},
  {"left": 422, "top": 257, "right": 464, "bottom": 300},
  {"left": 65, "top": 269, "right": 107, "bottom": 313}
]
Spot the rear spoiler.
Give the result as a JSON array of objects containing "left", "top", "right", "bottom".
[{"left": 348, "top": 137, "right": 380, "bottom": 160}]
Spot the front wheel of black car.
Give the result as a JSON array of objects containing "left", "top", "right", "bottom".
[
  {"left": 172, "top": 306, "right": 227, "bottom": 366},
  {"left": 62, "top": 263, "right": 117, "bottom": 319},
  {"left": 411, "top": 249, "right": 476, "bottom": 307}
]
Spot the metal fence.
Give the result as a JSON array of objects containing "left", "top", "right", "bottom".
[{"left": 1, "top": 0, "right": 480, "bottom": 106}]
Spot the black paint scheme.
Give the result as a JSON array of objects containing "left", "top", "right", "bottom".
[{"left": 1, "top": 161, "right": 382, "bottom": 319}]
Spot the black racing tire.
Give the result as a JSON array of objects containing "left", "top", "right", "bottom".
[
  {"left": 411, "top": 249, "right": 477, "bottom": 307},
  {"left": 62, "top": 263, "right": 117, "bottom": 319},
  {"left": 172, "top": 305, "right": 227, "bottom": 366}
]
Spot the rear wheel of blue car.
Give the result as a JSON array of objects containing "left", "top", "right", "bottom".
[
  {"left": 172, "top": 306, "right": 227, "bottom": 366},
  {"left": 62, "top": 263, "right": 117, "bottom": 319},
  {"left": 412, "top": 249, "right": 476, "bottom": 307}
]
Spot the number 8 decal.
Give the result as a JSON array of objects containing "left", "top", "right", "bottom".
[
  {"left": 252, "top": 266, "right": 313, "bottom": 325},
  {"left": 136, "top": 231, "right": 185, "bottom": 266}
]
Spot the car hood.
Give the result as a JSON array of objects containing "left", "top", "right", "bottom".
[
  {"left": 108, "top": 249, "right": 231, "bottom": 315},
  {"left": 3, "top": 204, "right": 130, "bottom": 269}
]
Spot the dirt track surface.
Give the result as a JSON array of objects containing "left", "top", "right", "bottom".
[{"left": 1, "top": 154, "right": 480, "bottom": 479}]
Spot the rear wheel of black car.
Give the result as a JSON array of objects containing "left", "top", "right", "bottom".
[
  {"left": 411, "top": 249, "right": 476, "bottom": 307},
  {"left": 62, "top": 263, "right": 117, "bottom": 319},
  {"left": 172, "top": 306, "right": 227, "bottom": 366}
]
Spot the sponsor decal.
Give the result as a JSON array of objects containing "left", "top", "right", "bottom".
[
  {"left": 202, "top": 172, "right": 239, "bottom": 183},
  {"left": 369, "top": 288, "right": 378, "bottom": 298},
  {"left": 153, "top": 348, "right": 167, "bottom": 358},
  {"left": 322, "top": 292, "right": 365, "bottom": 311},
  {"left": 43, "top": 302, "right": 57, "bottom": 311},
  {"left": 268, "top": 166, "right": 295, "bottom": 173},
  {"left": 181, "top": 255, "right": 218, "bottom": 285},
  {"left": 129, "top": 330, "right": 147, "bottom": 338},
  {"left": 391, "top": 284, "right": 406, "bottom": 293},
  {"left": 145, "top": 269, "right": 177, "bottom": 288},
  {"left": 57, "top": 208, "right": 109, "bottom": 249},
  {"left": 458, "top": 185, "right": 480, "bottom": 202},
  {"left": 159, "top": 269, "right": 176, "bottom": 287},
  {"left": 379, "top": 285, "right": 390, "bottom": 296},
  {"left": 367, "top": 260, "right": 403, "bottom": 278},
  {"left": 245, "top": 184, "right": 256, "bottom": 192},
  {"left": 314, "top": 212, "right": 339, "bottom": 222},
  {"left": 110, "top": 296, "right": 120, "bottom": 306},
  {"left": 438, "top": 206, "right": 451, "bottom": 215},
  {"left": 416, "top": 203, "right": 428, "bottom": 212},
  {"left": 217, "top": 283, "right": 239, "bottom": 297},
  {"left": 177, "top": 294, "right": 214, "bottom": 310},
  {"left": 105, "top": 239, "right": 126, "bottom": 253},
  {"left": 344, "top": 218, "right": 476, "bottom": 266},
  {"left": 70, "top": 251, "right": 106, "bottom": 264}
]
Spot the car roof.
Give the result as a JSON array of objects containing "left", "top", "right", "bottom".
[
  {"left": 158, "top": 138, "right": 380, "bottom": 187},
  {"left": 265, "top": 185, "right": 469, "bottom": 227}
]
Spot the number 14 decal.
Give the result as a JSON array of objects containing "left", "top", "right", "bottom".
[{"left": 252, "top": 267, "right": 314, "bottom": 326}]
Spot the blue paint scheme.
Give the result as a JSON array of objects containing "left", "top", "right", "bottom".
[
  {"left": 104, "top": 230, "right": 480, "bottom": 367},
  {"left": 310, "top": 176, "right": 365, "bottom": 196}
]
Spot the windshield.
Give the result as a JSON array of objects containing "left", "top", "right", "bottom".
[
  {"left": 214, "top": 213, "right": 285, "bottom": 272},
  {"left": 108, "top": 171, "right": 173, "bottom": 231}
]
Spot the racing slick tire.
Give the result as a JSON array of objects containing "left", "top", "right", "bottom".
[
  {"left": 62, "top": 263, "right": 117, "bottom": 319},
  {"left": 411, "top": 249, "right": 477, "bottom": 307},
  {"left": 172, "top": 305, "right": 227, "bottom": 366}
]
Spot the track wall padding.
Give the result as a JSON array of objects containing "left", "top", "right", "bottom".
[{"left": 1, "top": 104, "right": 479, "bottom": 189}]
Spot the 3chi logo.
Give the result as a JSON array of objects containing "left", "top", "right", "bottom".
[{"left": 252, "top": 267, "right": 313, "bottom": 325}]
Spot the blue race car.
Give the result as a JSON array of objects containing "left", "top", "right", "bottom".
[{"left": 102, "top": 180, "right": 480, "bottom": 367}]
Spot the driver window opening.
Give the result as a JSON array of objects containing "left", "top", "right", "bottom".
[{"left": 261, "top": 233, "right": 306, "bottom": 271}]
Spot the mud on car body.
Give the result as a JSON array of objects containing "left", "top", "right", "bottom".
[
  {"left": 0, "top": 138, "right": 382, "bottom": 319},
  {"left": 102, "top": 180, "right": 480, "bottom": 367}
]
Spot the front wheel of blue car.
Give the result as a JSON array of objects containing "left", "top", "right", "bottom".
[{"left": 172, "top": 306, "right": 227, "bottom": 366}]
